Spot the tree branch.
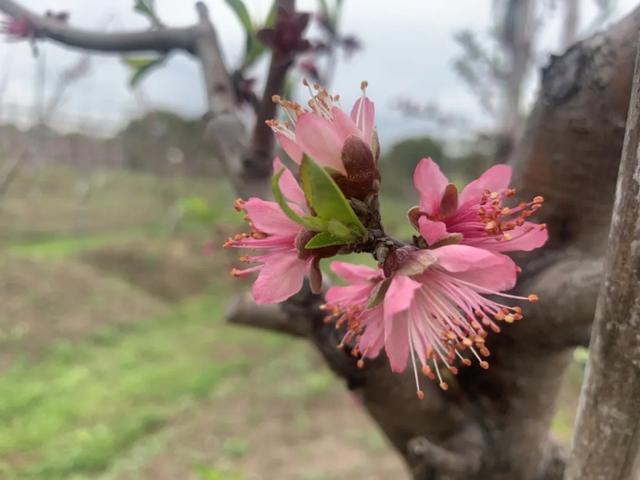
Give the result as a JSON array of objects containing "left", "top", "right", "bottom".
[
  {"left": 517, "top": 255, "right": 603, "bottom": 348},
  {"left": 0, "top": 0, "right": 197, "bottom": 53},
  {"left": 227, "top": 292, "right": 311, "bottom": 338},
  {"left": 566, "top": 35, "right": 640, "bottom": 480},
  {"left": 245, "top": 0, "right": 296, "bottom": 183}
]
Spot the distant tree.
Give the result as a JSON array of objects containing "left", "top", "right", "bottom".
[
  {"left": 453, "top": 0, "right": 615, "bottom": 159},
  {"left": 381, "top": 135, "right": 494, "bottom": 201},
  {"left": 380, "top": 136, "right": 446, "bottom": 199}
]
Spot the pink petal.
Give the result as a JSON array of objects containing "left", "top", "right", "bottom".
[
  {"left": 331, "top": 106, "right": 361, "bottom": 143},
  {"left": 357, "top": 309, "right": 385, "bottom": 359},
  {"left": 330, "top": 261, "right": 379, "bottom": 283},
  {"left": 295, "top": 112, "right": 346, "bottom": 174},
  {"left": 273, "top": 157, "right": 306, "bottom": 207},
  {"left": 459, "top": 164, "right": 512, "bottom": 206},
  {"left": 494, "top": 222, "right": 548, "bottom": 252},
  {"left": 384, "top": 310, "right": 410, "bottom": 372},
  {"left": 433, "top": 245, "right": 517, "bottom": 291},
  {"left": 325, "top": 283, "right": 373, "bottom": 305},
  {"left": 413, "top": 158, "right": 449, "bottom": 216},
  {"left": 276, "top": 132, "right": 303, "bottom": 164},
  {"left": 418, "top": 216, "right": 448, "bottom": 245},
  {"left": 243, "top": 198, "right": 301, "bottom": 236},
  {"left": 384, "top": 275, "right": 422, "bottom": 322},
  {"left": 252, "top": 252, "right": 310, "bottom": 304},
  {"left": 350, "top": 96, "right": 375, "bottom": 145}
]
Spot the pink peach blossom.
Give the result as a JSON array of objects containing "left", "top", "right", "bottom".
[
  {"left": 412, "top": 158, "right": 548, "bottom": 253},
  {"left": 225, "top": 158, "right": 313, "bottom": 304},
  {"left": 1, "top": 16, "right": 34, "bottom": 39},
  {"left": 267, "top": 82, "right": 375, "bottom": 175},
  {"left": 324, "top": 245, "right": 537, "bottom": 399}
]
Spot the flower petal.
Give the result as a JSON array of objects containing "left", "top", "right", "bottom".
[
  {"left": 273, "top": 157, "right": 306, "bottom": 207},
  {"left": 357, "top": 308, "right": 385, "bottom": 359},
  {"left": 433, "top": 244, "right": 517, "bottom": 291},
  {"left": 384, "top": 310, "right": 410, "bottom": 372},
  {"left": 418, "top": 216, "right": 448, "bottom": 245},
  {"left": 276, "top": 132, "right": 304, "bottom": 164},
  {"left": 330, "top": 261, "right": 380, "bottom": 284},
  {"left": 459, "top": 164, "right": 512, "bottom": 206},
  {"left": 325, "top": 283, "right": 373, "bottom": 305},
  {"left": 413, "top": 157, "right": 449, "bottom": 216},
  {"left": 252, "top": 252, "right": 309, "bottom": 304},
  {"left": 350, "top": 96, "right": 375, "bottom": 145},
  {"left": 495, "top": 222, "right": 548, "bottom": 252},
  {"left": 384, "top": 275, "right": 422, "bottom": 322},
  {"left": 243, "top": 198, "right": 301, "bottom": 235},
  {"left": 331, "top": 106, "right": 361, "bottom": 143},
  {"left": 295, "top": 112, "right": 346, "bottom": 174}
]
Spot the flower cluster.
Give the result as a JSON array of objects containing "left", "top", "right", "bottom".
[{"left": 226, "top": 82, "right": 547, "bottom": 398}]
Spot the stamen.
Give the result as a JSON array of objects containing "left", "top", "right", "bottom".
[
  {"left": 432, "top": 358, "right": 448, "bottom": 391},
  {"left": 408, "top": 321, "right": 424, "bottom": 400}
]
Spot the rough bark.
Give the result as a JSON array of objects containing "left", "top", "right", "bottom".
[{"left": 565, "top": 38, "right": 640, "bottom": 480}]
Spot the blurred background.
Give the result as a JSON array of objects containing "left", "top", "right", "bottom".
[{"left": 0, "top": 1, "right": 633, "bottom": 479}]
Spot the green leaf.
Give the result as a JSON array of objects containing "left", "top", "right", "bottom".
[
  {"left": 327, "top": 219, "right": 355, "bottom": 239},
  {"left": 133, "top": 0, "right": 161, "bottom": 25},
  {"left": 122, "top": 56, "right": 166, "bottom": 87},
  {"left": 243, "top": 38, "right": 265, "bottom": 69},
  {"left": 224, "top": 0, "right": 268, "bottom": 70},
  {"left": 299, "top": 155, "right": 367, "bottom": 238},
  {"left": 302, "top": 216, "right": 328, "bottom": 231},
  {"left": 224, "top": 0, "right": 253, "bottom": 33},
  {"left": 272, "top": 169, "right": 320, "bottom": 231},
  {"left": 133, "top": 0, "right": 155, "bottom": 16},
  {"left": 305, "top": 232, "right": 346, "bottom": 249},
  {"left": 264, "top": 0, "right": 278, "bottom": 27}
]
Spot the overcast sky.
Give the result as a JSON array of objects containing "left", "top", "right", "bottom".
[{"left": 1, "top": 0, "right": 638, "bottom": 145}]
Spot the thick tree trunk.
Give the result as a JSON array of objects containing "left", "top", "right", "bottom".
[{"left": 565, "top": 37, "right": 640, "bottom": 480}]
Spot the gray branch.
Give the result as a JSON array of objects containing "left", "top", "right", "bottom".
[{"left": 0, "top": 0, "right": 197, "bottom": 53}]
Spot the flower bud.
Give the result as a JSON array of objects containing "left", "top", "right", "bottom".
[{"left": 333, "top": 135, "right": 380, "bottom": 200}]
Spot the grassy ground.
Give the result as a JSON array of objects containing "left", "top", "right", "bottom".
[{"left": 0, "top": 166, "right": 583, "bottom": 479}]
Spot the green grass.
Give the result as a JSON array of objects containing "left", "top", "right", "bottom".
[
  {"left": 0, "top": 166, "right": 237, "bottom": 242},
  {"left": 6, "top": 228, "right": 156, "bottom": 259},
  {"left": 0, "top": 165, "right": 585, "bottom": 479},
  {"left": 0, "top": 296, "right": 247, "bottom": 480}
]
